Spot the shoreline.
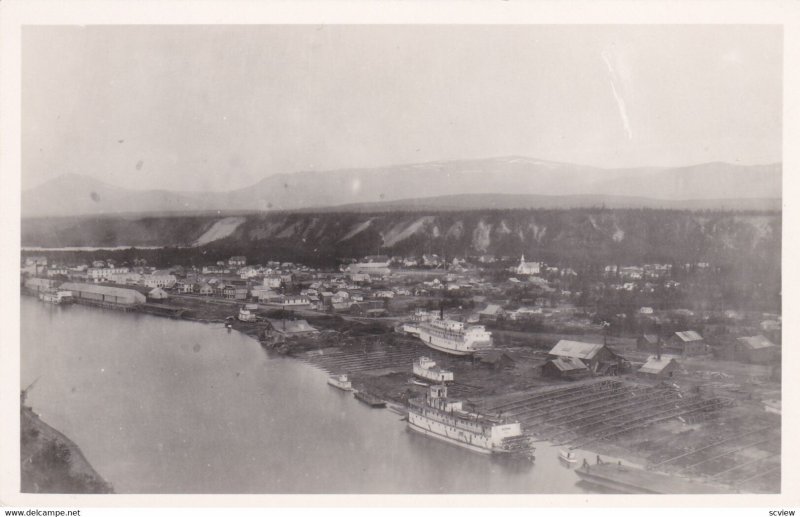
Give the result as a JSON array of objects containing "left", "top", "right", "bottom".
[
  {"left": 22, "top": 293, "right": 761, "bottom": 494},
  {"left": 175, "top": 305, "right": 743, "bottom": 493},
  {"left": 20, "top": 403, "right": 113, "bottom": 493}
]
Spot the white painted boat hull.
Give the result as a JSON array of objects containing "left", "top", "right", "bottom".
[
  {"left": 407, "top": 419, "right": 493, "bottom": 455},
  {"left": 327, "top": 379, "right": 353, "bottom": 391},
  {"left": 417, "top": 335, "right": 475, "bottom": 356}
]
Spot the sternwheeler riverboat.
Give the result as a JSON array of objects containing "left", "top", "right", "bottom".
[
  {"left": 408, "top": 385, "right": 534, "bottom": 460},
  {"left": 416, "top": 317, "right": 493, "bottom": 356},
  {"left": 38, "top": 289, "right": 73, "bottom": 305}
]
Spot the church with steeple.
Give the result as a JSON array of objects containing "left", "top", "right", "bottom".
[{"left": 516, "top": 254, "right": 541, "bottom": 276}]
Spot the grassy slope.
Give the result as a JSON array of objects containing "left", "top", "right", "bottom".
[{"left": 21, "top": 404, "right": 113, "bottom": 494}]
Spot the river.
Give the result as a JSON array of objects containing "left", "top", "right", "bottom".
[
  {"left": 21, "top": 296, "right": 601, "bottom": 494},
  {"left": 22, "top": 246, "right": 166, "bottom": 252}
]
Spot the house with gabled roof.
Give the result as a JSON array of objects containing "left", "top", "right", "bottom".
[
  {"left": 666, "top": 330, "right": 705, "bottom": 356},
  {"left": 541, "top": 357, "right": 590, "bottom": 380},
  {"left": 148, "top": 287, "right": 169, "bottom": 300},
  {"left": 176, "top": 281, "right": 195, "bottom": 294},
  {"left": 475, "top": 350, "right": 515, "bottom": 370},
  {"left": 638, "top": 355, "right": 680, "bottom": 379},
  {"left": 736, "top": 335, "right": 779, "bottom": 364},
  {"left": 548, "top": 340, "right": 621, "bottom": 374}
]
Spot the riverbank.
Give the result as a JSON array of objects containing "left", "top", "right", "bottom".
[
  {"left": 21, "top": 402, "right": 113, "bottom": 493},
  {"left": 25, "top": 297, "right": 593, "bottom": 493},
  {"left": 193, "top": 312, "right": 765, "bottom": 494},
  {"left": 22, "top": 292, "right": 779, "bottom": 493}
]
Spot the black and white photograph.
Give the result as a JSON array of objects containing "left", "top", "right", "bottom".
[{"left": 1, "top": 1, "right": 798, "bottom": 511}]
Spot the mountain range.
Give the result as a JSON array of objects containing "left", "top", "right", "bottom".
[{"left": 22, "top": 157, "right": 782, "bottom": 217}]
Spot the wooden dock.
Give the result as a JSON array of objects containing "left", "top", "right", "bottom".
[
  {"left": 354, "top": 390, "right": 386, "bottom": 408},
  {"left": 575, "top": 462, "right": 731, "bottom": 494}
]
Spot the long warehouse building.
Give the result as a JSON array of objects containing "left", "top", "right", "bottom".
[
  {"left": 59, "top": 282, "right": 146, "bottom": 305},
  {"left": 24, "top": 277, "right": 58, "bottom": 293}
]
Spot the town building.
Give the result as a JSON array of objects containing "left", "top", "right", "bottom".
[
  {"left": 148, "top": 287, "right": 169, "bottom": 300},
  {"left": 263, "top": 275, "right": 283, "bottom": 289},
  {"left": 422, "top": 254, "right": 443, "bottom": 267},
  {"left": 349, "top": 272, "right": 371, "bottom": 283},
  {"left": 222, "top": 285, "right": 248, "bottom": 300},
  {"left": 144, "top": 271, "right": 177, "bottom": 289},
  {"left": 238, "top": 266, "right": 260, "bottom": 279},
  {"left": 516, "top": 255, "right": 541, "bottom": 276},
  {"left": 548, "top": 340, "right": 622, "bottom": 374},
  {"left": 60, "top": 282, "right": 146, "bottom": 305},
  {"left": 88, "top": 266, "right": 130, "bottom": 283},
  {"left": 238, "top": 308, "right": 257, "bottom": 322},
  {"left": 110, "top": 272, "right": 143, "bottom": 285},
  {"left": 735, "top": 335, "right": 780, "bottom": 364},
  {"left": 251, "top": 286, "right": 277, "bottom": 301},
  {"left": 541, "top": 357, "right": 590, "bottom": 380},
  {"left": 280, "top": 295, "right": 311, "bottom": 306},
  {"left": 638, "top": 355, "right": 680, "bottom": 379},
  {"left": 176, "top": 282, "right": 195, "bottom": 294},
  {"left": 347, "top": 255, "right": 391, "bottom": 275},
  {"left": 24, "top": 277, "right": 57, "bottom": 293},
  {"left": 475, "top": 350, "right": 515, "bottom": 370},
  {"left": 229, "top": 256, "right": 247, "bottom": 267},
  {"left": 508, "top": 307, "right": 542, "bottom": 320},
  {"left": 620, "top": 266, "right": 644, "bottom": 280},
  {"left": 46, "top": 267, "right": 69, "bottom": 277},
  {"left": 25, "top": 256, "right": 48, "bottom": 267},
  {"left": 665, "top": 331, "right": 706, "bottom": 356}
]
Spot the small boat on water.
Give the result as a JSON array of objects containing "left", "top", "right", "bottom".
[
  {"left": 354, "top": 390, "right": 386, "bottom": 408},
  {"left": 559, "top": 449, "right": 578, "bottom": 463},
  {"left": 327, "top": 374, "right": 353, "bottom": 391}
]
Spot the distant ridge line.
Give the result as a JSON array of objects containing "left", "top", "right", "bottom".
[{"left": 22, "top": 156, "right": 782, "bottom": 217}]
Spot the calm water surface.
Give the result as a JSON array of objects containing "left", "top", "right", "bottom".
[{"left": 21, "top": 297, "right": 598, "bottom": 493}]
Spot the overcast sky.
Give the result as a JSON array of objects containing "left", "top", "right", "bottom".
[{"left": 22, "top": 25, "right": 782, "bottom": 192}]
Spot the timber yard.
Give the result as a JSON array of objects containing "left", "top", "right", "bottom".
[{"left": 21, "top": 252, "right": 782, "bottom": 493}]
